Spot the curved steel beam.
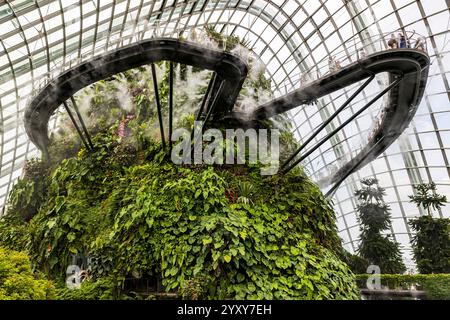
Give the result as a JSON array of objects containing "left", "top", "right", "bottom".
[{"left": 24, "top": 38, "right": 248, "bottom": 153}]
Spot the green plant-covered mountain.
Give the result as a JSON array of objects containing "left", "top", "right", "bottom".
[
  {"left": 0, "top": 128, "right": 359, "bottom": 299},
  {"left": 0, "top": 28, "right": 359, "bottom": 300}
]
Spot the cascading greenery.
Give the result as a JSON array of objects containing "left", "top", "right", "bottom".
[
  {"left": 0, "top": 27, "right": 359, "bottom": 300},
  {"left": 0, "top": 128, "right": 359, "bottom": 299}
]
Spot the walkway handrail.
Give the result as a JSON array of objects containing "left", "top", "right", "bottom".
[
  {"left": 274, "top": 30, "right": 428, "bottom": 96},
  {"left": 28, "top": 23, "right": 247, "bottom": 106}
]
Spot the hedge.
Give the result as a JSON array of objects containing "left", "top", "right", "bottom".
[{"left": 355, "top": 274, "right": 450, "bottom": 300}]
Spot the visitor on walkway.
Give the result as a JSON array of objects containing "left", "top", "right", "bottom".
[
  {"left": 399, "top": 33, "right": 407, "bottom": 48},
  {"left": 328, "top": 56, "right": 342, "bottom": 72},
  {"left": 300, "top": 73, "right": 307, "bottom": 86},
  {"left": 388, "top": 34, "right": 398, "bottom": 49},
  {"left": 359, "top": 48, "right": 367, "bottom": 59},
  {"left": 328, "top": 57, "right": 336, "bottom": 73}
]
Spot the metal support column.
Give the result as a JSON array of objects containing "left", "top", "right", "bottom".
[
  {"left": 282, "top": 76, "right": 403, "bottom": 174},
  {"left": 151, "top": 63, "right": 166, "bottom": 149},
  {"left": 169, "top": 62, "right": 174, "bottom": 152},
  {"left": 281, "top": 74, "right": 375, "bottom": 171},
  {"left": 70, "top": 96, "right": 94, "bottom": 150},
  {"left": 62, "top": 101, "right": 91, "bottom": 151}
]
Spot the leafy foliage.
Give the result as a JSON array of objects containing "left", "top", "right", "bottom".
[
  {"left": 355, "top": 178, "right": 405, "bottom": 274},
  {"left": 408, "top": 184, "right": 450, "bottom": 274},
  {"left": 5, "top": 158, "right": 49, "bottom": 222},
  {"left": 339, "top": 249, "right": 370, "bottom": 275},
  {"left": 409, "top": 183, "right": 447, "bottom": 216},
  {"left": 236, "top": 181, "right": 254, "bottom": 205},
  {"left": 204, "top": 26, "right": 243, "bottom": 52},
  {"left": 0, "top": 246, "right": 56, "bottom": 300},
  {"left": 0, "top": 127, "right": 358, "bottom": 299},
  {"left": 106, "top": 161, "right": 357, "bottom": 299},
  {"left": 409, "top": 216, "right": 450, "bottom": 274},
  {"left": 0, "top": 28, "right": 359, "bottom": 300},
  {"left": 56, "top": 277, "right": 118, "bottom": 300}
]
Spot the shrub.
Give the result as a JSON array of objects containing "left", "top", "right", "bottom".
[
  {"left": 355, "top": 274, "right": 450, "bottom": 300},
  {"left": 0, "top": 246, "right": 56, "bottom": 300},
  {"left": 56, "top": 277, "right": 118, "bottom": 300}
]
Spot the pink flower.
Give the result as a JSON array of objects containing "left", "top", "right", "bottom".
[
  {"left": 118, "top": 121, "right": 126, "bottom": 137},
  {"left": 117, "top": 114, "right": 135, "bottom": 138}
]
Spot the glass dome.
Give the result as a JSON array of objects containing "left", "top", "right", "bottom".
[{"left": 0, "top": 0, "right": 449, "bottom": 268}]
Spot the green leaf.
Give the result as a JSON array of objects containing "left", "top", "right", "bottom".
[
  {"left": 224, "top": 255, "right": 232, "bottom": 263},
  {"left": 46, "top": 219, "right": 57, "bottom": 229},
  {"left": 202, "top": 237, "right": 212, "bottom": 245},
  {"left": 67, "top": 232, "right": 76, "bottom": 242},
  {"left": 146, "top": 217, "right": 154, "bottom": 227},
  {"left": 290, "top": 247, "right": 300, "bottom": 256}
]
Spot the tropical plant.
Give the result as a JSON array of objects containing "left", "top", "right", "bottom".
[
  {"left": 56, "top": 277, "right": 119, "bottom": 300},
  {"left": 409, "top": 216, "right": 450, "bottom": 274},
  {"left": 408, "top": 183, "right": 450, "bottom": 274},
  {"left": 409, "top": 182, "right": 447, "bottom": 216},
  {"left": 236, "top": 181, "right": 254, "bottom": 204},
  {"left": 355, "top": 178, "right": 405, "bottom": 274},
  {"left": 4, "top": 158, "right": 49, "bottom": 222}
]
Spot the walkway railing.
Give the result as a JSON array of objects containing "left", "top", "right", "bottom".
[
  {"left": 275, "top": 30, "right": 428, "bottom": 96},
  {"left": 29, "top": 21, "right": 247, "bottom": 104}
]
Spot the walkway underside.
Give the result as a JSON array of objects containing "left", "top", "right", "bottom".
[
  {"left": 228, "top": 49, "right": 429, "bottom": 189},
  {"left": 24, "top": 38, "right": 248, "bottom": 153}
]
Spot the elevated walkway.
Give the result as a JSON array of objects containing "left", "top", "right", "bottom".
[
  {"left": 24, "top": 37, "right": 429, "bottom": 192},
  {"left": 229, "top": 49, "right": 429, "bottom": 189},
  {"left": 24, "top": 38, "right": 248, "bottom": 154}
]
